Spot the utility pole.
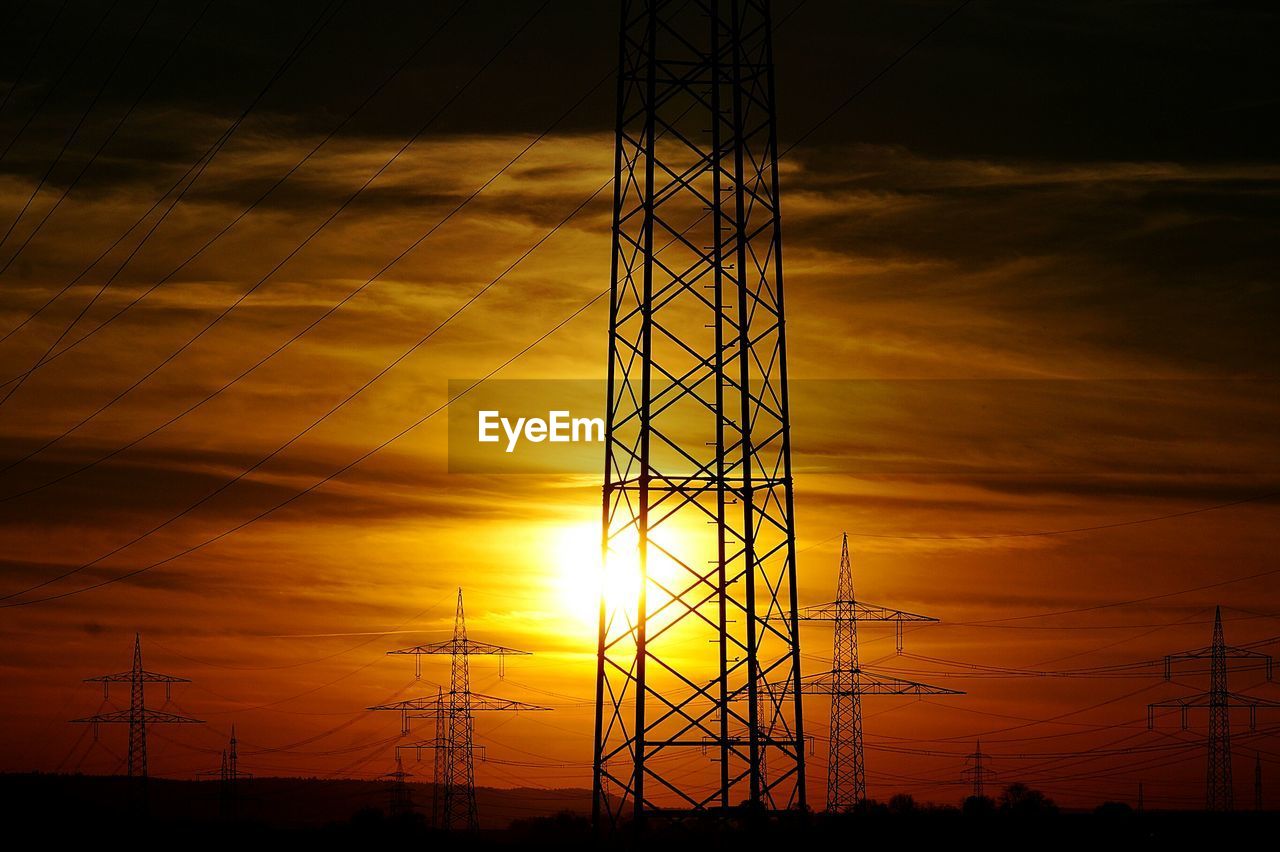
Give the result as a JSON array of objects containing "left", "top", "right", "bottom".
[
  {"left": 1148, "top": 606, "right": 1278, "bottom": 811},
  {"left": 794, "top": 534, "right": 958, "bottom": 811},
  {"left": 372, "top": 588, "right": 547, "bottom": 831},
  {"left": 962, "top": 740, "right": 996, "bottom": 799},
  {"left": 72, "top": 634, "right": 201, "bottom": 782},
  {"left": 594, "top": 0, "right": 806, "bottom": 827},
  {"left": 1137, "top": 780, "right": 1144, "bottom": 813}
]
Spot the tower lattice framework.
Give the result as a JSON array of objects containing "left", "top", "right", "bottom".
[
  {"left": 593, "top": 0, "right": 806, "bottom": 826},
  {"left": 72, "top": 634, "right": 201, "bottom": 779},
  {"left": 796, "top": 534, "right": 958, "bottom": 811},
  {"left": 372, "top": 589, "right": 547, "bottom": 830},
  {"left": 962, "top": 740, "right": 996, "bottom": 799},
  {"left": 1148, "top": 606, "right": 1278, "bottom": 811}
]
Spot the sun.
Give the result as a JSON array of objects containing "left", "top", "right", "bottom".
[
  {"left": 552, "top": 521, "right": 607, "bottom": 629},
  {"left": 553, "top": 521, "right": 655, "bottom": 629},
  {"left": 552, "top": 519, "right": 695, "bottom": 629}
]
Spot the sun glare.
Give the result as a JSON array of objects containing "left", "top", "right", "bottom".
[
  {"left": 552, "top": 522, "right": 687, "bottom": 630},
  {"left": 553, "top": 522, "right": 606, "bottom": 629}
]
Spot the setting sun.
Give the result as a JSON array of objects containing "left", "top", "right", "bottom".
[{"left": 552, "top": 521, "right": 693, "bottom": 630}]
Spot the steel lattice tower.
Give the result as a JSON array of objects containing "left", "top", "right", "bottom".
[
  {"left": 594, "top": 0, "right": 806, "bottom": 826},
  {"left": 72, "top": 634, "right": 201, "bottom": 779},
  {"left": 1148, "top": 606, "right": 1278, "bottom": 811},
  {"left": 796, "top": 534, "right": 958, "bottom": 811},
  {"left": 1207, "top": 608, "right": 1233, "bottom": 809},
  {"left": 828, "top": 535, "right": 864, "bottom": 810},
  {"left": 962, "top": 740, "right": 996, "bottom": 799},
  {"left": 222, "top": 726, "right": 246, "bottom": 819},
  {"left": 201, "top": 726, "right": 248, "bottom": 819},
  {"left": 385, "top": 753, "right": 414, "bottom": 817},
  {"left": 372, "top": 589, "right": 547, "bottom": 831}
]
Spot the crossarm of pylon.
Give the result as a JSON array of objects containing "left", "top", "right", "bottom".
[
  {"left": 85, "top": 670, "right": 191, "bottom": 683},
  {"left": 789, "top": 601, "right": 939, "bottom": 623},
  {"left": 369, "top": 692, "right": 550, "bottom": 713},
  {"left": 369, "top": 697, "right": 444, "bottom": 712},
  {"left": 799, "top": 670, "right": 963, "bottom": 696},
  {"left": 442, "top": 693, "right": 549, "bottom": 712},
  {"left": 1149, "top": 689, "right": 1280, "bottom": 731},
  {"left": 72, "top": 708, "right": 202, "bottom": 724},
  {"left": 387, "top": 639, "right": 532, "bottom": 656},
  {"left": 1168, "top": 646, "right": 1274, "bottom": 661},
  {"left": 1150, "top": 692, "right": 1280, "bottom": 709},
  {"left": 395, "top": 739, "right": 441, "bottom": 752}
]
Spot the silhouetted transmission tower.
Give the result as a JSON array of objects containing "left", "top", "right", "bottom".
[
  {"left": 72, "top": 634, "right": 201, "bottom": 779},
  {"left": 384, "top": 753, "right": 414, "bottom": 818},
  {"left": 372, "top": 589, "right": 547, "bottom": 831},
  {"left": 200, "top": 726, "right": 248, "bottom": 819},
  {"left": 796, "top": 534, "right": 959, "bottom": 810},
  {"left": 1148, "top": 606, "right": 1278, "bottom": 810},
  {"left": 594, "top": 0, "right": 807, "bottom": 826},
  {"left": 962, "top": 740, "right": 996, "bottom": 799}
]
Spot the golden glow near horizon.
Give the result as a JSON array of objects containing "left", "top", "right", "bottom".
[{"left": 0, "top": 14, "right": 1276, "bottom": 808}]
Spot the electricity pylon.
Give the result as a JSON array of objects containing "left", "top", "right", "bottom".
[
  {"left": 72, "top": 634, "right": 201, "bottom": 779},
  {"left": 200, "top": 726, "right": 248, "bottom": 819},
  {"left": 594, "top": 0, "right": 806, "bottom": 826},
  {"left": 384, "top": 753, "right": 414, "bottom": 818},
  {"left": 795, "top": 534, "right": 958, "bottom": 811},
  {"left": 221, "top": 726, "right": 246, "bottom": 820},
  {"left": 394, "top": 687, "right": 448, "bottom": 826},
  {"left": 371, "top": 588, "right": 548, "bottom": 831},
  {"left": 962, "top": 740, "right": 996, "bottom": 799},
  {"left": 1148, "top": 606, "right": 1278, "bottom": 811}
]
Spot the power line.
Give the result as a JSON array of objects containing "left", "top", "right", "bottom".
[
  {"left": 0, "top": 0, "right": 148, "bottom": 257},
  {"left": 0, "top": 0, "right": 215, "bottom": 276},
  {"left": 781, "top": 0, "right": 974, "bottom": 157},
  {"left": 2, "top": 0, "right": 980, "bottom": 608},
  {"left": 0, "top": 0, "right": 536, "bottom": 459},
  {"left": 0, "top": 0, "right": 98, "bottom": 164},
  {"left": 956, "top": 567, "right": 1280, "bottom": 626},
  {"left": 0, "top": 0, "right": 67, "bottom": 120},
  {"left": 0, "top": 68, "right": 612, "bottom": 504},
  {"left": 846, "top": 490, "right": 1280, "bottom": 542},
  {"left": 0, "top": 288, "right": 609, "bottom": 607},
  {"left": 0, "top": 0, "right": 347, "bottom": 346}
]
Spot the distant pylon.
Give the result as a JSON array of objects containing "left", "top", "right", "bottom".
[
  {"left": 390, "top": 687, "right": 446, "bottom": 825},
  {"left": 371, "top": 588, "right": 548, "bottom": 831},
  {"left": 962, "top": 740, "right": 996, "bottom": 799},
  {"left": 794, "top": 534, "right": 959, "bottom": 811},
  {"left": 201, "top": 726, "right": 248, "bottom": 819},
  {"left": 385, "top": 753, "right": 414, "bottom": 817},
  {"left": 72, "top": 634, "right": 201, "bottom": 779},
  {"left": 1148, "top": 606, "right": 1279, "bottom": 811},
  {"left": 222, "top": 726, "right": 246, "bottom": 819}
]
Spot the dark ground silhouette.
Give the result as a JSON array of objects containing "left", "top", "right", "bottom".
[{"left": 1, "top": 773, "right": 1276, "bottom": 848}]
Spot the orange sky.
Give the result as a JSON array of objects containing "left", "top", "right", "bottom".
[{"left": 0, "top": 0, "right": 1277, "bottom": 812}]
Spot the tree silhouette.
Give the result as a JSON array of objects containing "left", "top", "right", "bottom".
[{"left": 998, "top": 783, "right": 1058, "bottom": 817}]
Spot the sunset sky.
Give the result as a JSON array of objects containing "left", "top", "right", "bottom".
[{"left": 0, "top": 0, "right": 1277, "bottom": 811}]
